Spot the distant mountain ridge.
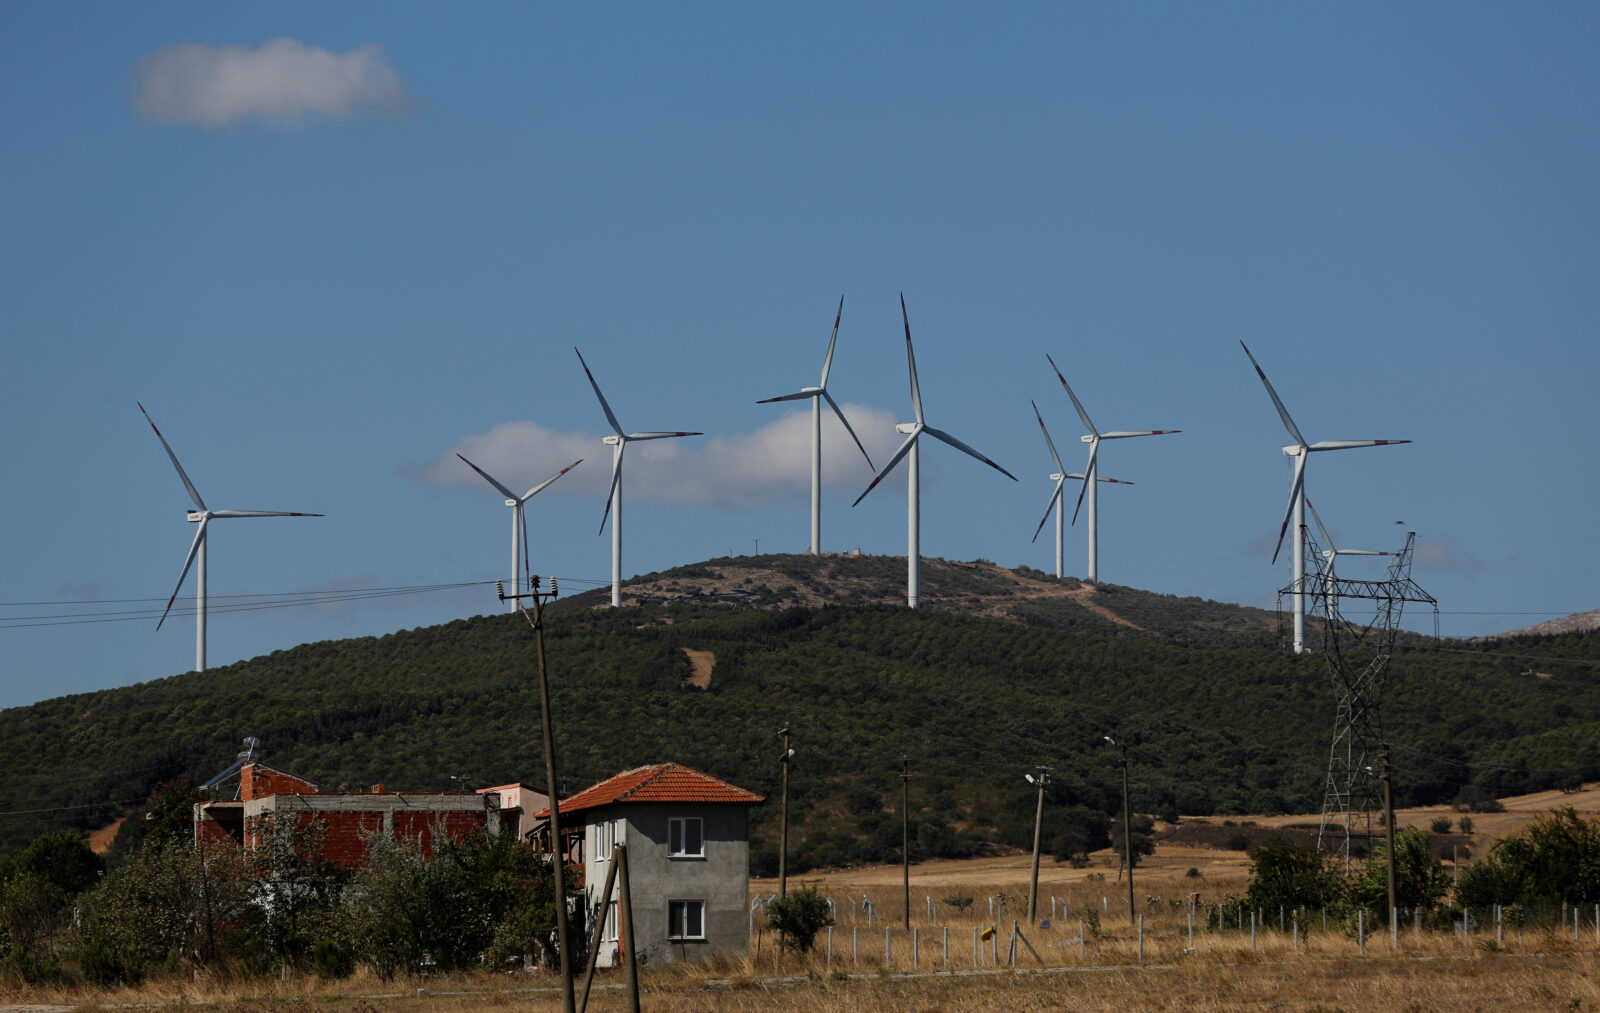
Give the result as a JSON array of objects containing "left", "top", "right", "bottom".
[
  {"left": 558, "top": 553, "right": 1283, "bottom": 643},
  {"left": 1489, "top": 609, "right": 1600, "bottom": 639}
]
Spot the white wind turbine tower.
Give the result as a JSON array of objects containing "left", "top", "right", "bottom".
[
  {"left": 1046, "top": 355, "right": 1179, "bottom": 584},
  {"left": 1240, "top": 342, "right": 1410, "bottom": 654},
  {"left": 756, "top": 295, "right": 875, "bottom": 554},
  {"left": 139, "top": 402, "right": 323, "bottom": 672},
  {"left": 852, "top": 295, "right": 1017, "bottom": 608},
  {"left": 456, "top": 453, "right": 582, "bottom": 611},
  {"left": 575, "top": 348, "right": 702, "bottom": 608},
  {"left": 1029, "top": 401, "right": 1132, "bottom": 579}
]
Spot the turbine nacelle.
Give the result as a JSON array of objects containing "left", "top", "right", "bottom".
[{"left": 602, "top": 434, "right": 624, "bottom": 446}]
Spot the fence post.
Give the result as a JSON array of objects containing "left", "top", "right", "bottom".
[
  {"left": 852, "top": 926, "right": 858, "bottom": 965},
  {"left": 1391, "top": 907, "right": 1398, "bottom": 951},
  {"left": 1080, "top": 919, "right": 1086, "bottom": 960},
  {"left": 943, "top": 925, "right": 948, "bottom": 967},
  {"left": 1358, "top": 909, "right": 1366, "bottom": 956},
  {"left": 885, "top": 926, "right": 892, "bottom": 965},
  {"left": 913, "top": 927, "right": 919, "bottom": 969},
  {"left": 1250, "top": 910, "right": 1256, "bottom": 951},
  {"left": 1138, "top": 914, "right": 1144, "bottom": 963},
  {"left": 827, "top": 927, "right": 832, "bottom": 967}
]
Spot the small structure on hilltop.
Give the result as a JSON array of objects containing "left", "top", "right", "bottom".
[{"left": 536, "top": 762, "right": 764, "bottom": 968}]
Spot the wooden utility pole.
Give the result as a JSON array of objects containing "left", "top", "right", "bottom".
[
  {"left": 1381, "top": 741, "right": 1397, "bottom": 924},
  {"left": 778, "top": 724, "right": 792, "bottom": 898},
  {"left": 501, "top": 577, "right": 575, "bottom": 1013},
  {"left": 1106, "top": 736, "right": 1135, "bottom": 927},
  {"left": 901, "top": 756, "right": 911, "bottom": 930},
  {"left": 1027, "top": 767, "right": 1049, "bottom": 923}
]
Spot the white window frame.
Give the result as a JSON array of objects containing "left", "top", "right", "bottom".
[
  {"left": 667, "top": 899, "right": 705, "bottom": 941},
  {"left": 602, "top": 900, "right": 618, "bottom": 943},
  {"left": 668, "top": 816, "right": 704, "bottom": 858}
]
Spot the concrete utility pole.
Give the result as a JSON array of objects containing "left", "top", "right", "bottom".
[
  {"left": 901, "top": 756, "right": 911, "bottom": 930},
  {"left": 1381, "top": 741, "right": 1397, "bottom": 925},
  {"left": 778, "top": 725, "right": 793, "bottom": 898},
  {"left": 1026, "top": 767, "right": 1050, "bottom": 923},
  {"left": 501, "top": 577, "right": 576, "bottom": 1013},
  {"left": 1106, "top": 736, "right": 1135, "bottom": 927}
]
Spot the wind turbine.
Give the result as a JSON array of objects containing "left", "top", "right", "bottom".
[
  {"left": 1305, "top": 498, "right": 1396, "bottom": 635},
  {"left": 756, "top": 295, "right": 875, "bottom": 555},
  {"left": 1046, "top": 355, "right": 1180, "bottom": 584},
  {"left": 1029, "top": 401, "right": 1133, "bottom": 579},
  {"left": 456, "top": 453, "right": 582, "bottom": 611},
  {"left": 852, "top": 295, "right": 1017, "bottom": 608},
  {"left": 139, "top": 402, "right": 323, "bottom": 673},
  {"left": 1239, "top": 341, "right": 1410, "bottom": 654},
  {"left": 575, "top": 348, "right": 702, "bottom": 607}
]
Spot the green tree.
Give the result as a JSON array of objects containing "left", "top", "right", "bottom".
[
  {"left": 0, "top": 830, "right": 104, "bottom": 983},
  {"left": 1244, "top": 837, "right": 1345, "bottom": 912},
  {"left": 766, "top": 888, "right": 834, "bottom": 952},
  {"left": 1349, "top": 826, "right": 1449, "bottom": 919},
  {"left": 1457, "top": 807, "right": 1600, "bottom": 908}
]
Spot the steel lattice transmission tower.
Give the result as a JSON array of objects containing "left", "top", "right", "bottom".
[{"left": 1279, "top": 525, "right": 1437, "bottom": 869}]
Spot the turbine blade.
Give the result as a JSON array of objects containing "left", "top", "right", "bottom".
[
  {"left": 207, "top": 510, "right": 323, "bottom": 518},
  {"left": 756, "top": 389, "right": 818, "bottom": 404},
  {"left": 921, "top": 425, "right": 1018, "bottom": 481},
  {"left": 1070, "top": 441, "right": 1098, "bottom": 525},
  {"left": 1067, "top": 473, "right": 1134, "bottom": 485},
  {"left": 138, "top": 402, "right": 207, "bottom": 512},
  {"left": 1032, "top": 479, "right": 1065, "bottom": 543},
  {"left": 1306, "top": 439, "right": 1412, "bottom": 451},
  {"left": 1045, "top": 355, "right": 1097, "bottom": 435},
  {"left": 901, "top": 293, "right": 924, "bottom": 424},
  {"left": 1099, "top": 430, "right": 1182, "bottom": 439},
  {"left": 1239, "top": 342, "right": 1308, "bottom": 448},
  {"left": 599, "top": 443, "right": 625, "bottom": 535},
  {"left": 822, "top": 390, "right": 874, "bottom": 470},
  {"left": 1271, "top": 452, "right": 1307, "bottom": 565},
  {"left": 575, "top": 348, "right": 626, "bottom": 437},
  {"left": 1031, "top": 400, "right": 1066, "bottom": 474},
  {"left": 626, "top": 431, "right": 702, "bottom": 441},
  {"left": 520, "top": 459, "right": 583, "bottom": 502},
  {"left": 458, "top": 453, "right": 519, "bottom": 501},
  {"left": 819, "top": 294, "right": 844, "bottom": 386},
  {"left": 1305, "top": 497, "right": 1336, "bottom": 552},
  {"left": 851, "top": 427, "right": 920, "bottom": 508},
  {"left": 158, "top": 519, "right": 206, "bottom": 630}
]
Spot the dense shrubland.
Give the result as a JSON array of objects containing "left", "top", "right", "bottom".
[{"left": 2, "top": 555, "right": 1596, "bottom": 879}]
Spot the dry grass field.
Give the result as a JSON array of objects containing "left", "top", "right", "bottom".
[{"left": 8, "top": 784, "right": 1600, "bottom": 1012}]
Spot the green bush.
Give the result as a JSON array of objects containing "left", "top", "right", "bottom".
[{"left": 766, "top": 888, "right": 834, "bottom": 952}]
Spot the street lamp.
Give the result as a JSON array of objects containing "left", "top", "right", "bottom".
[{"left": 1025, "top": 768, "right": 1049, "bottom": 923}]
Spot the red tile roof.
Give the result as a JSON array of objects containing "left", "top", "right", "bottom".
[{"left": 535, "top": 763, "right": 764, "bottom": 818}]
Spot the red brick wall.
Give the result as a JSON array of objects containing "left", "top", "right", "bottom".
[{"left": 240, "top": 764, "right": 317, "bottom": 801}]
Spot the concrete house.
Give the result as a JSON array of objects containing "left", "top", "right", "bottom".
[{"left": 540, "top": 763, "right": 764, "bottom": 967}]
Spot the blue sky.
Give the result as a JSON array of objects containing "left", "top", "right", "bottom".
[{"left": 3, "top": 3, "right": 1595, "bottom": 710}]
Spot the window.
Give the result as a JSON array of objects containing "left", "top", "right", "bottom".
[
  {"left": 667, "top": 899, "right": 705, "bottom": 941},
  {"left": 602, "top": 900, "right": 618, "bottom": 943},
  {"left": 668, "top": 816, "right": 703, "bottom": 857}
]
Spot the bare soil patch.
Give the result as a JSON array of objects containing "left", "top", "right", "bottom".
[{"left": 681, "top": 648, "right": 714, "bottom": 689}]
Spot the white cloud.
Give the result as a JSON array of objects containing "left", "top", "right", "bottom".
[
  {"left": 414, "top": 405, "right": 903, "bottom": 511},
  {"left": 129, "top": 38, "right": 409, "bottom": 128}
]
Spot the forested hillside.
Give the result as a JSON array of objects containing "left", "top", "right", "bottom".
[{"left": 2, "top": 555, "right": 1597, "bottom": 871}]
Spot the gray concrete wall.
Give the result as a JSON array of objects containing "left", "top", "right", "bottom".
[{"left": 584, "top": 803, "right": 751, "bottom": 967}]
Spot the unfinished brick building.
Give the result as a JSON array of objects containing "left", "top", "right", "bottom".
[{"left": 194, "top": 761, "right": 520, "bottom": 869}]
